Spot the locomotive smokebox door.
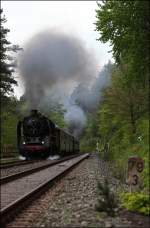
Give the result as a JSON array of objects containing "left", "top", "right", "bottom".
[
  {"left": 31, "top": 109, "right": 38, "bottom": 115},
  {"left": 126, "top": 156, "right": 144, "bottom": 192}
]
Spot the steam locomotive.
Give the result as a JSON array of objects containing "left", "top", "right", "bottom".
[{"left": 17, "top": 110, "right": 79, "bottom": 159}]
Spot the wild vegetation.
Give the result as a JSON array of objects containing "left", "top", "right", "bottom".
[
  {"left": 0, "top": 9, "right": 20, "bottom": 106},
  {"left": 0, "top": 9, "right": 20, "bottom": 156},
  {"left": 120, "top": 192, "right": 149, "bottom": 216},
  {"left": 96, "top": 179, "right": 118, "bottom": 216},
  {"left": 81, "top": 0, "right": 149, "bottom": 215}
]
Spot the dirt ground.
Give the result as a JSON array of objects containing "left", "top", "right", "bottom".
[{"left": 119, "top": 209, "right": 150, "bottom": 228}]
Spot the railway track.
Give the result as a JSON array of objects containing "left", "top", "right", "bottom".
[
  {"left": 0, "top": 154, "right": 81, "bottom": 184},
  {"left": 1, "top": 158, "right": 60, "bottom": 178},
  {"left": 0, "top": 159, "right": 34, "bottom": 169},
  {"left": 0, "top": 153, "right": 89, "bottom": 225}
]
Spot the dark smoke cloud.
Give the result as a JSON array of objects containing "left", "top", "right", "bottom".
[
  {"left": 18, "top": 29, "right": 113, "bottom": 138},
  {"left": 18, "top": 30, "right": 97, "bottom": 108}
]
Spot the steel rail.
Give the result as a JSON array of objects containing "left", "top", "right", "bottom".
[
  {"left": 0, "top": 153, "right": 89, "bottom": 225},
  {"left": 0, "top": 154, "right": 80, "bottom": 185},
  {"left": 0, "top": 160, "right": 34, "bottom": 169}
]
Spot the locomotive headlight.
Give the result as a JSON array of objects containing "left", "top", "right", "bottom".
[
  {"left": 41, "top": 141, "right": 45, "bottom": 144},
  {"left": 23, "top": 141, "right": 26, "bottom": 145}
]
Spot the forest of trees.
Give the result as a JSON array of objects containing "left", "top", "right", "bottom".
[{"left": 80, "top": 0, "right": 149, "bottom": 215}]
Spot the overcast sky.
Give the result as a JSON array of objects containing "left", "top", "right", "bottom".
[{"left": 2, "top": 1, "right": 113, "bottom": 98}]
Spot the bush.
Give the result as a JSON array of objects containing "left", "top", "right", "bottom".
[
  {"left": 120, "top": 192, "right": 150, "bottom": 216},
  {"left": 1, "top": 111, "right": 18, "bottom": 148},
  {"left": 95, "top": 179, "right": 118, "bottom": 216},
  {"left": 111, "top": 159, "right": 126, "bottom": 182}
]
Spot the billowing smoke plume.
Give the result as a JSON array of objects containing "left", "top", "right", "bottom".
[
  {"left": 63, "top": 62, "right": 113, "bottom": 137},
  {"left": 70, "top": 62, "right": 113, "bottom": 113},
  {"left": 18, "top": 30, "right": 97, "bottom": 107},
  {"left": 18, "top": 29, "right": 113, "bottom": 138}
]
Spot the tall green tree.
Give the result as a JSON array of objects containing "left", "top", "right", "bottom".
[
  {"left": 0, "top": 9, "right": 21, "bottom": 105},
  {"left": 95, "top": 0, "right": 149, "bottom": 85},
  {"left": 104, "top": 69, "right": 148, "bottom": 134}
]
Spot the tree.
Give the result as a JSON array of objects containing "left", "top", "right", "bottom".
[
  {"left": 93, "top": 1, "right": 149, "bottom": 194},
  {"left": 1, "top": 96, "right": 19, "bottom": 153},
  {"left": 0, "top": 9, "right": 21, "bottom": 105},
  {"left": 46, "top": 103, "right": 67, "bottom": 129},
  {"left": 95, "top": 1, "right": 149, "bottom": 85},
  {"left": 94, "top": 0, "right": 149, "bottom": 151},
  {"left": 104, "top": 68, "right": 148, "bottom": 133},
  {"left": 80, "top": 112, "right": 100, "bottom": 151}
]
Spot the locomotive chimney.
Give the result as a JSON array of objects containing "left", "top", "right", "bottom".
[{"left": 30, "top": 109, "right": 38, "bottom": 116}]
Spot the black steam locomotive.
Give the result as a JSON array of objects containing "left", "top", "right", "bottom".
[{"left": 17, "top": 110, "right": 79, "bottom": 159}]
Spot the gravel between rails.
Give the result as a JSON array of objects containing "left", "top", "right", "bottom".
[
  {"left": 0, "top": 160, "right": 58, "bottom": 178},
  {"left": 6, "top": 153, "right": 149, "bottom": 228}
]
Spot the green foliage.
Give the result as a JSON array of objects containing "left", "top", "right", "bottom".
[
  {"left": 88, "top": 63, "right": 149, "bottom": 184},
  {"left": 1, "top": 111, "right": 18, "bottom": 147},
  {"left": 1, "top": 96, "right": 68, "bottom": 157},
  {"left": 1, "top": 97, "right": 20, "bottom": 156},
  {"left": 84, "top": 1, "right": 150, "bottom": 191},
  {"left": 42, "top": 103, "right": 67, "bottom": 129},
  {"left": 109, "top": 117, "right": 149, "bottom": 188},
  {"left": 0, "top": 9, "right": 21, "bottom": 105},
  {"left": 47, "top": 107, "right": 67, "bottom": 129},
  {"left": 95, "top": 179, "right": 118, "bottom": 216},
  {"left": 18, "top": 95, "right": 67, "bottom": 129},
  {"left": 98, "top": 106, "right": 149, "bottom": 186},
  {"left": 120, "top": 192, "right": 150, "bottom": 215},
  {"left": 111, "top": 159, "right": 126, "bottom": 182},
  {"left": 95, "top": 1, "right": 149, "bottom": 85},
  {"left": 80, "top": 113, "right": 100, "bottom": 152},
  {"left": 84, "top": 1, "right": 150, "bottom": 217}
]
